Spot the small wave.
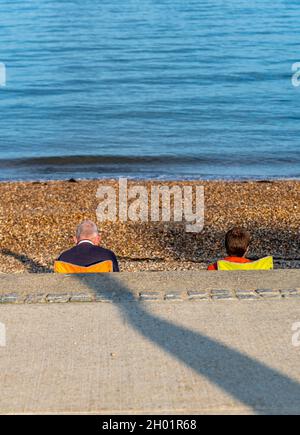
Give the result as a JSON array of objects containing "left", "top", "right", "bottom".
[{"left": 0, "top": 153, "right": 299, "bottom": 169}]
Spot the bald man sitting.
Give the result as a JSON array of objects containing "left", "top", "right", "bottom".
[{"left": 57, "top": 220, "right": 119, "bottom": 272}]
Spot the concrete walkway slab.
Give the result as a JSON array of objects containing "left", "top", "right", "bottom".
[{"left": 1, "top": 297, "right": 300, "bottom": 414}]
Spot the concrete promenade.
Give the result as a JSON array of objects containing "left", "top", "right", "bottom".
[{"left": 0, "top": 271, "right": 300, "bottom": 414}]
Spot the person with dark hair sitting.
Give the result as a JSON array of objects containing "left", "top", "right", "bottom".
[{"left": 208, "top": 226, "right": 273, "bottom": 271}]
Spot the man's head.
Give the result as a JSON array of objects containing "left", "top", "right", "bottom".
[
  {"left": 74, "top": 220, "right": 101, "bottom": 245},
  {"left": 225, "top": 226, "right": 250, "bottom": 257}
]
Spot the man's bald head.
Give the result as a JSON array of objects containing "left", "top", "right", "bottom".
[{"left": 75, "top": 220, "right": 101, "bottom": 244}]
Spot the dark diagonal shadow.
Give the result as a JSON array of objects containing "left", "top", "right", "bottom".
[
  {"left": 0, "top": 249, "right": 52, "bottom": 273},
  {"left": 81, "top": 274, "right": 300, "bottom": 415},
  {"left": 6, "top": 252, "right": 300, "bottom": 414}
]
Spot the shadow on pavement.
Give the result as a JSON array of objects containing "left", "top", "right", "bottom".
[
  {"left": 82, "top": 274, "right": 300, "bottom": 415},
  {"left": 5, "top": 251, "right": 300, "bottom": 414}
]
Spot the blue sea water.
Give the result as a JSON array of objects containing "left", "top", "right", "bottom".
[{"left": 0, "top": 0, "right": 300, "bottom": 181}]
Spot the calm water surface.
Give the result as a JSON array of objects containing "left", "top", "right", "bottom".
[{"left": 0, "top": 0, "right": 299, "bottom": 180}]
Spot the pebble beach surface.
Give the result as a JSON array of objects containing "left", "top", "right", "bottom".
[{"left": 0, "top": 179, "right": 298, "bottom": 273}]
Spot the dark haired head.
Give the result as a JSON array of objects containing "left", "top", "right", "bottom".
[{"left": 225, "top": 227, "right": 250, "bottom": 257}]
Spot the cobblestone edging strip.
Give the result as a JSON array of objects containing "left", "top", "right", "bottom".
[
  {"left": 0, "top": 271, "right": 299, "bottom": 305},
  {"left": 1, "top": 288, "right": 300, "bottom": 304}
]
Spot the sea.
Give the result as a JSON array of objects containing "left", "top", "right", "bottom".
[{"left": 0, "top": 0, "right": 300, "bottom": 181}]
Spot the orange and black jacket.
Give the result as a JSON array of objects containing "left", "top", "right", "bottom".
[{"left": 58, "top": 242, "right": 119, "bottom": 272}]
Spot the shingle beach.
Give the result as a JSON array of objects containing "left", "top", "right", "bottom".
[{"left": 0, "top": 179, "right": 298, "bottom": 272}]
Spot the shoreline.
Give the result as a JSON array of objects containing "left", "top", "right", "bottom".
[
  {"left": 1, "top": 176, "right": 300, "bottom": 184},
  {"left": 0, "top": 179, "right": 299, "bottom": 273},
  {"left": 0, "top": 154, "right": 299, "bottom": 183}
]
